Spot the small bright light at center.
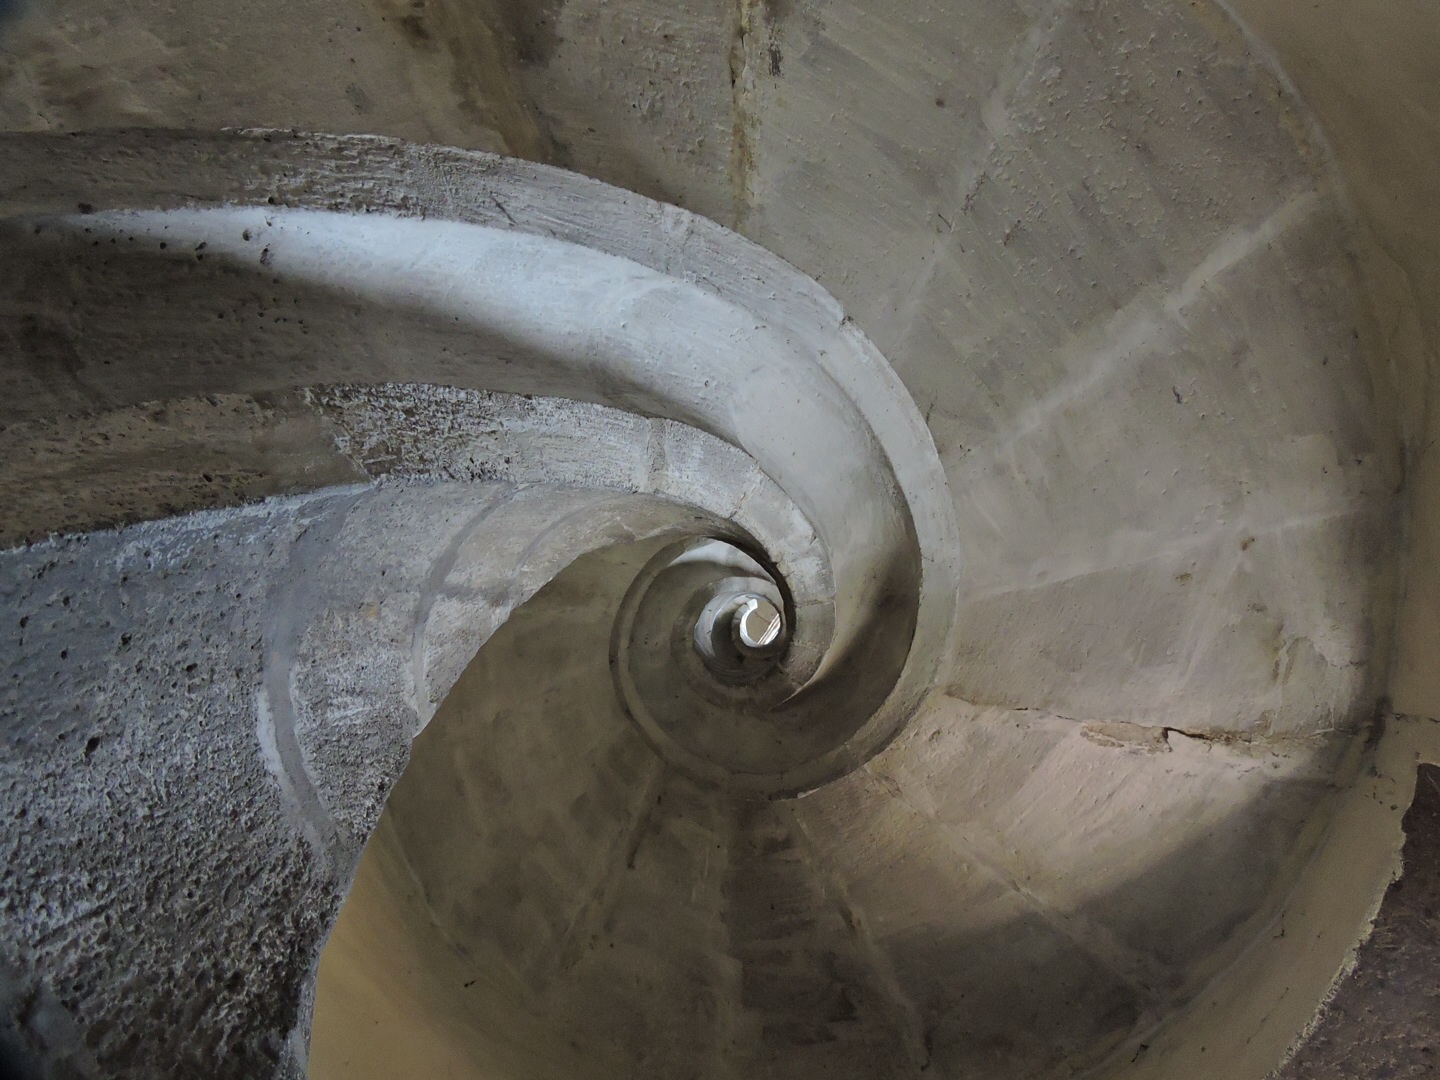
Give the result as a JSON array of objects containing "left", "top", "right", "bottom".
[{"left": 736, "top": 596, "right": 783, "bottom": 650}]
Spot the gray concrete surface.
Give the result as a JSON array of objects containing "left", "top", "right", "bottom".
[{"left": 0, "top": 0, "right": 1434, "bottom": 1077}]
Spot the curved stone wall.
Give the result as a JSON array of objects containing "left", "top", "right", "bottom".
[{"left": 0, "top": 0, "right": 1421, "bottom": 1076}]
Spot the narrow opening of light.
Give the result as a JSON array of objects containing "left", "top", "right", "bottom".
[{"left": 736, "top": 595, "right": 783, "bottom": 650}]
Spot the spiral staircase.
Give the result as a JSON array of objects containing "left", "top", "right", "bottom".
[{"left": 1, "top": 1, "right": 1437, "bottom": 1078}]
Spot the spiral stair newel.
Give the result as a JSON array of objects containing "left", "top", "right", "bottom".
[{"left": 0, "top": 0, "right": 1409, "bottom": 1063}]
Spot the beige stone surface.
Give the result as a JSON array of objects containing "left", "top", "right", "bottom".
[{"left": 0, "top": 0, "right": 1435, "bottom": 1077}]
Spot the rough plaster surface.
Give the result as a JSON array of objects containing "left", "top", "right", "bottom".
[
  {"left": 0, "top": 0, "right": 1428, "bottom": 1075},
  {"left": 1, "top": 495, "right": 345, "bottom": 1079}
]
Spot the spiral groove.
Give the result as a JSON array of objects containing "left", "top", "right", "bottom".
[{"left": 0, "top": 2, "right": 1408, "bottom": 1072}]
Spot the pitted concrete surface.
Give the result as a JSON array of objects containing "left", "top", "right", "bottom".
[{"left": 0, "top": 0, "right": 1435, "bottom": 1078}]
